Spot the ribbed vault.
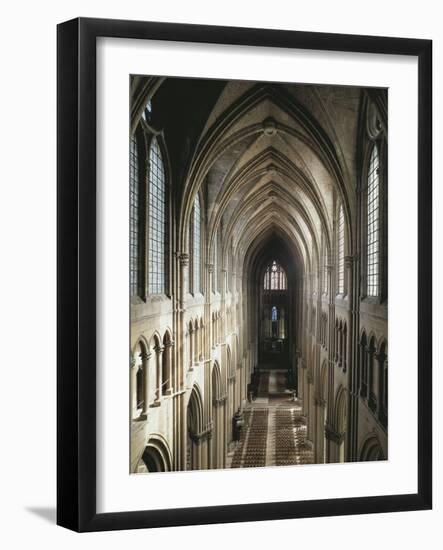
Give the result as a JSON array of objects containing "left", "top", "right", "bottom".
[{"left": 172, "top": 81, "right": 362, "bottom": 281}]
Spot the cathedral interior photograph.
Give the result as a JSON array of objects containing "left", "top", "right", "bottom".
[{"left": 129, "top": 76, "right": 388, "bottom": 474}]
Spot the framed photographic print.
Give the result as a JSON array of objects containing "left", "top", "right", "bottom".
[{"left": 57, "top": 17, "right": 432, "bottom": 532}]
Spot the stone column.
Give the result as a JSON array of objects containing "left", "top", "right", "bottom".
[
  {"left": 180, "top": 393, "right": 187, "bottom": 469},
  {"left": 178, "top": 252, "right": 189, "bottom": 382},
  {"left": 344, "top": 255, "right": 353, "bottom": 298},
  {"left": 207, "top": 429, "right": 213, "bottom": 469},
  {"left": 359, "top": 342, "right": 367, "bottom": 397},
  {"left": 196, "top": 436, "right": 203, "bottom": 470},
  {"left": 188, "top": 326, "right": 194, "bottom": 372},
  {"left": 325, "top": 424, "right": 345, "bottom": 463},
  {"left": 153, "top": 345, "right": 164, "bottom": 405},
  {"left": 199, "top": 325, "right": 204, "bottom": 362},
  {"left": 179, "top": 253, "right": 189, "bottom": 303},
  {"left": 299, "top": 357, "right": 307, "bottom": 415},
  {"left": 219, "top": 400, "right": 224, "bottom": 467},
  {"left": 222, "top": 398, "right": 227, "bottom": 468},
  {"left": 368, "top": 346, "right": 377, "bottom": 413},
  {"left": 208, "top": 418, "right": 215, "bottom": 469},
  {"left": 365, "top": 345, "right": 371, "bottom": 398},
  {"left": 207, "top": 263, "right": 214, "bottom": 293},
  {"left": 376, "top": 350, "right": 387, "bottom": 426},
  {"left": 313, "top": 396, "right": 323, "bottom": 462},
  {"left": 194, "top": 326, "right": 199, "bottom": 364},
  {"left": 306, "top": 368, "right": 314, "bottom": 442},
  {"left": 130, "top": 358, "right": 137, "bottom": 419},
  {"left": 164, "top": 340, "right": 174, "bottom": 395},
  {"left": 318, "top": 398, "right": 327, "bottom": 463},
  {"left": 141, "top": 351, "right": 151, "bottom": 418}
]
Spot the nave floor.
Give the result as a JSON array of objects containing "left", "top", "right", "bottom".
[{"left": 227, "top": 369, "right": 314, "bottom": 469}]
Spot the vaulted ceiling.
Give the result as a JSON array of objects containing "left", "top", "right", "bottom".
[{"left": 133, "top": 77, "right": 367, "bottom": 279}]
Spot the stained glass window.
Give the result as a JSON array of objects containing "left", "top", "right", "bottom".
[
  {"left": 130, "top": 135, "right": 139, "bottom": 296},
  {"left": 264, "top": 261, "right": 287, "bottom": 290},
  {"left": 367, "top": 145, "right": 380, "bottom": 297},
  {"left": 148, "top": 137, "right": 167, "bottom": 294},
  {"left": 271, "top": 306, "right": 278, "bottom": 321}
]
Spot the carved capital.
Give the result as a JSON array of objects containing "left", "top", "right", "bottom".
[
  {"left": 153, "top": 345, "right": 165, "bottom": 355},
  {"left": 190, "top": 428, "right": 212, "bottom": 444},
  {"left": 206, "top": 263, "right": 214, "bottom": 273},
  {"left": 189, "top": 432, "right": 202, "bottom": 445},
  {"left": 213, "top": 394, "right": 228, "bottom": 407},
  {"left": 140, "top": 351, "right": 152, "bottom": 362},
  {"left": 325, "top": 424, "right": 345, "bottom": 444}
]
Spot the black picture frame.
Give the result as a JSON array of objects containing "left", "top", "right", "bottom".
[{"left": 57, "top": 17, "right": 432, "bottom": 532}]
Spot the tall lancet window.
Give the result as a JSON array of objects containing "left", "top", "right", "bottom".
[
  {"left": 192, "top": 194, "right": 201, "bottom": 293},
  {"left": 264, "top": 260, "right": 287, "bottom": 290},
  {"left": 337, "top": 205, "right": 345, "bottom": 294},
  {"left": 130, "top": 135, "right": 140, "bottom": 297},
  {"left": 367, "top": 144, "right": 380, "bottom": 297},
  {"left": 148, "top": 137, "right": 167, "bottom": 294},
  {"left": 271, "top": 306, "right": 278, "bottom": 321}
]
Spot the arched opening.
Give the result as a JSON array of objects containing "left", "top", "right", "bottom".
[
  {"left": 136, "top": 436, "right": 172, "bottom": 473},
  {"left": 186, "top": 385, "right": 204, "bottom": 470},
  {"left": 359, "top": 435, "right": 385, "bottom": 461},
  {"left": 337, "top": 389, "right": 347, "bottom": 463},
  {"left": 131, "top": 339, "right": 149, "bottom": 419},
  {"left": 136, "top": 366, "right": 143, "bottom": 408},
  {"left": 253, "top": 235, "right": 299, "bottom": 370}
]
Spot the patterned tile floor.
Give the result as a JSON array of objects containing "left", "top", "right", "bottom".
[{"left": 228, "top": 369, "right": 314, "bottom": 468}]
